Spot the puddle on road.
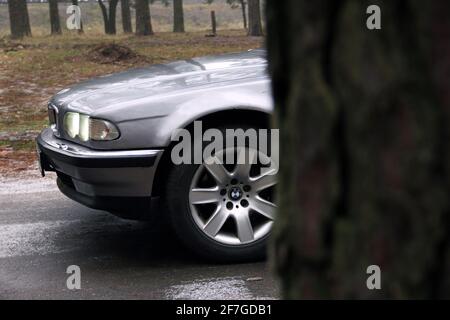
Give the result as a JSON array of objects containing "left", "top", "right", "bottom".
[
  {"left": 166, "top": 277, "right": 266, "bottom": 300},
  {"left": 0, "top": 218, "right": 136, "bottom": 259},
  {"left": 0, "top": 220, "right": 70, "bottom": 258}
]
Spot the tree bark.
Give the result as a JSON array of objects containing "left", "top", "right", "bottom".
[
  {"left": 173, "top": 0, "right": 185, "bottom": 33},
  {"left": 121, "top": 0, "right": 133, "bottom": 33},
  {"left": 267, "top": 0, "right": 450, "bottom": 299},
  {"left": 135, "top": 0, "right": 153, "bottom": 36},
  {"left": 21, "top": 0, "right": 31, "bottom": 36},
  {"left": 99, "top": 0, "right": 119, "bottom": 35},
  {"left": 108, "top": 0, "right": 119, "bottom": 34},
  {"left": 98, "top": 0, "right": 109, "bottom": 33},
  {"left": 247, "top": 0, "right": 262, "bottom": 36},
  {"left": 240, "top": 0, "right": 247, "bottom": 29},
  {"left": 48, "top": 0, "right": 61, "bottom": 35},
  {"left": 7, "top": 0, "right": 32, "bottom": 39}
]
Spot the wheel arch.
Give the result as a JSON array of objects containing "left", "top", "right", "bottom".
[{"left": 151, "top": 108, "right": 272, "bottom": 197}]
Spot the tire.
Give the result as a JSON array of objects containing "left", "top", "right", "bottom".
[{"left": 164, "top": 125, "right": 277, "bottom": 262}]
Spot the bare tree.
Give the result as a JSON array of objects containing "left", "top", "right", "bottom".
[
  {"left": 48, "top": 0, "right": 61, "bottom": 35},
  {"left": 99, "top": 0, "right": 120, "bottom": 35},
  {"left": 228, "top": 0, "right": 247, "bottom": 29},
  {"left": 238, "top": 0, "right": 247, "bottom": 30},
  {"left": 173, "top": 0, "right": 185, "bottom": 33},
  {"left": 135, "top": 0, "right": 154, "bottom": 36},
  {"left": 7, "top": 0, "right": 32, "bottom": 39},
  {"left": 247, "top": 0, "right": 262, "bottom": 36},
  {"left": 267, "top": 0, "right": 450, "bottom": 299},
  {"left": 121, "top": 0, "right": 133, "bottom": 33},
  {"left": 206, "top": 0, "right": 247, "bottom": 30}
]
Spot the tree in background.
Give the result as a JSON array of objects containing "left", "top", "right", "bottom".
[
  {"left": 135, "top": 0, "right": 154, "bottom": 36},
  {"left": 7, "top": 0, "right": 32, "bottom": 39},
  {"left": 173, "top": 0, "right": 185, "bottom": 33},
  {"left": 247, "top": 0, "right": 262, "bottom": 36},
  {"left": 267, "top": 0, "right": 450, "bottom": 299},
  {"left": 98, "top": 0, "right": 120, "bottom": 35},
  {"left": 206, "top": 0, "right": 248, "bottom": 30},
  {"left": 48, "top": 0, "right": 61, "bottom": 35},
  {"left": 228, "top": 0, "right": 247, "bottom": 30},
  {"left": 121, "top": 0, "right": 133, "bottom": 33}
]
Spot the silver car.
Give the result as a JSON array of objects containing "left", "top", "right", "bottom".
[{"left": 36, "top": 49, "right": 277, "bottom": 262}]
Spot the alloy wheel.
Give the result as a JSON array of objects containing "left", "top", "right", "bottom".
[{"left": 189, "top": 147, "right": 277, "bottom": 246}]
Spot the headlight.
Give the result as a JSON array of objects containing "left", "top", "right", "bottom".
[
  {"left": 64, "top": 112, "right": 79, "bottom": 139},
  {"left": 89, "top": 118, "right": 120, "bottom": 141},
  {"left": 63, "top": 112, "right": 120, "bottom": 141},
  {"left": 79, "top": 114, "right": 90, "bottom": 141}
]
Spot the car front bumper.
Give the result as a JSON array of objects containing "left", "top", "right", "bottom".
[{"left": 36, "top": 128, "right": 164, "bottom": 217}]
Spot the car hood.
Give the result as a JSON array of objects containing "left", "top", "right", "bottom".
[{"left": 50, "top": 49, "right": 267, "bottom": 116}]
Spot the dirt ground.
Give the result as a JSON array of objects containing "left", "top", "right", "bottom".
[{"left": 0, "top": 31, "right": 263, "bottom": 178}]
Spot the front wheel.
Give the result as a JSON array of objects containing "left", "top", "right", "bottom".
[{"left": 165, "top": 144, "right": 278, "bottom": 262}]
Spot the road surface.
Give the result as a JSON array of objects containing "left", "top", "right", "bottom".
[{"left": 0, "top": 172, "right": 278, "bottom": 299}]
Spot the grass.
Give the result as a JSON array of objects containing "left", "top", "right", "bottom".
[
  {"left": 0, "top": 29, "right": 263, "bottom": 174},
  {"left": 0, "top": 139, "right": 36, "bottom": 151}
]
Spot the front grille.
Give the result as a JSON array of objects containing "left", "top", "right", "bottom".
[
  {"left": 48, "top": 107, "right": 56, "bottom": 126},
  {"left": 48, "top": 103, "right": 60, "bottom": 136}
]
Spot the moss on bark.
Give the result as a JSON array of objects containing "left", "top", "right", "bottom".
[{"left": 267, "top": 0, "right": 450, "bottom": 299}]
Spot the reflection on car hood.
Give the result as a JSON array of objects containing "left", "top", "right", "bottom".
[{"left": 51, "top": 49, "right": 267, "bottom": 114}]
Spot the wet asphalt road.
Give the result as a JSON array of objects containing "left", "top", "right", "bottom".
[{"left": 0, "top": 173, "right": 278, "bottom": 300}]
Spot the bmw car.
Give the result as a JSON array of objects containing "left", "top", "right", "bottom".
[{"left": 36, "top": 49, "right": 277, "bottom": 262}]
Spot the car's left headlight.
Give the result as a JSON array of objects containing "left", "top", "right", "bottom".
[{"left": 63, "top": 112, "right": 120, "bottom": 141}]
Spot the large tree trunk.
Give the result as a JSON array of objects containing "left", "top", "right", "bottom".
[
  {"left": 21, "top": 0, "right": 31, "bottom": 36},
  {"left": 98, "top": 0, "right": 109, "bottom": 33},
  {"left": 121, "top": 0, "right": 132, "bottom": 33},
  {"left": 173, "top": 0, "right": 185, "bottom": 33},
  {"left": 7, "top": 0, "right": 32, "bottom": 39},
  {"left": 135, "top": 0, "right": 153, "bottom": 36},
  {"left": 98, "top": 0, "right": 119, "bottom": 35},
  {"left": 247, "top": 0, "right": 262, "bottom": 36},
  {"left": 48, "top": 0, "right": 61, "bottom": 35},
  {"left": 267, "top": 0, "right": 450, "bottom": 299},
  {"left": 108, "top": 0, "right": 119, "bottom": 34},
  {"left": 240, "top": 0, "right": 247, "bottom": 30}
]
